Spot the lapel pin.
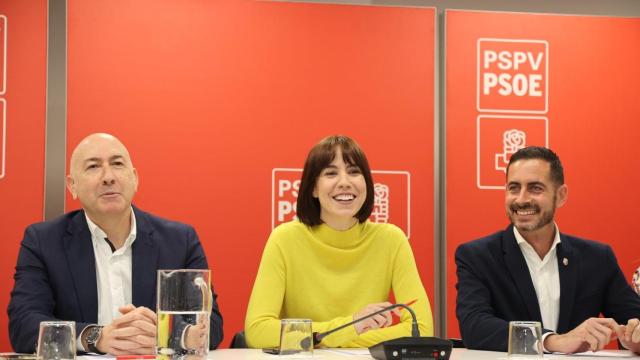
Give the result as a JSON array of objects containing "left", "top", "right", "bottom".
[{"left": 563, "top": 258, "right": 569, "bottom": 266}]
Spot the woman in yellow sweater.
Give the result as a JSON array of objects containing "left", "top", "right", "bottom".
[{"left": 245, "top": 135, "right": 433, "bottom": 348}]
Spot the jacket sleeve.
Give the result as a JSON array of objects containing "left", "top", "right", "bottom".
[
  {"left": 601, "top": 245, "right": 640, "bottom": 323},
  {"left": 455, "top": 243, "right": 510, "bottom": 351},
  {"left": 8, "top": 226, "right": 91, "bottom": 353},
  {"left": 183, "top": 225, "right": 224, "bottom": 349}
]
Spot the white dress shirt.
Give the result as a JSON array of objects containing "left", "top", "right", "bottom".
[
  {"left": 85, "top": 210, "right": 137, "bottom": 326},
  {"left": 78, "top": 209, "right": 137, "bottom": 351},
  {"left": 514, "top": 224, "right": 561, "bottom": 333},
  {"left": 633, "top": 266, "right": 640, "bottom": 295}
]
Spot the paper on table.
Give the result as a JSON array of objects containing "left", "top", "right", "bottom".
[
  {"left": 77, "top": 355, "right": 115, "bottom": 360},
  {"left": 551, "top": 350, "right": 634, "bottom": 357},
  {"left": 320, "top": 348, "right": 372, "bottom": 356}
]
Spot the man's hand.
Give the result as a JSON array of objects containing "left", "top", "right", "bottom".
[
  {"left": 96, "top": 304, "right": 157, "bottom": 355},
  {"left": 544, "top": 318, "right": 621, "bottom": 353},
  {"left": 352, "top": 302, "right": 401, "bottom": 335},
  {"left": 619, "top": 318, "right": 640, "bottom": 354},
  {"left": 184, "top": 316, "right": 209, "bottom": 351}
]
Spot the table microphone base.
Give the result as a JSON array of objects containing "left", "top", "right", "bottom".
[{"left": 368, "top": 337, "right": 452, "bottom": 360}]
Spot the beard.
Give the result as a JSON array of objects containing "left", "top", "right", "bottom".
[{"left": 507, "top": 195, "right": 556, "bottom": 233}]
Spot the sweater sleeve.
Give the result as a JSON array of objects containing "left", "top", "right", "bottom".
[
  {"left": 344, "top": 227, "right": 434, "bottom": 347},
  {"left": 244, "top": 231, "right": 286, "bottom": 348}
]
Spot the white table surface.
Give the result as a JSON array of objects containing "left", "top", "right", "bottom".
[
  {"left": 208, "top": 348, "right": 638, "bottom": 360},
  {"left": 77, "top": 348, "right": 639, "bottom": 360}
]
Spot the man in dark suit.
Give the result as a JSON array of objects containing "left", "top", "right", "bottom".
[
  {"left": 8, "top": 133, "right": 223, "bottom": 354},
  {"left": 456, "top": 146, "right": 640, "bottom": 354}
]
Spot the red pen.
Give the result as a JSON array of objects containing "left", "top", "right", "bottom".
[
  {"left": 390, "top": 299, "right": 418, "bottom": 324},
  {"left": 403, "top": 299, "right": 418, "bottom": 308}
]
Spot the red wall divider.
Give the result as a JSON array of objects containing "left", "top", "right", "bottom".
[
  {"left": 0, "top": 1, "right": 47, "bottom": 351},
  {"left": 67, "top": 1, "right": 435, "bottom": 347},
  {"left": 446, "top": 10, "right": 640, "bottom": 338}
]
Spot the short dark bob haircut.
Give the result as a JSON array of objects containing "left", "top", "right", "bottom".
[
  {"left": 296, "top": 135, "right": 375, "bottom": 227},
  {"left": 506, "top": 146, "right": 565, "bottom": 185}
]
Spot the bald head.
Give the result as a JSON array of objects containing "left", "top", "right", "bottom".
[
  {"left": 69, "top": 133, "right": 134, "bottom": 177},
  {"left": 66, "top": 133, "right": 138, "bottom": 221}
]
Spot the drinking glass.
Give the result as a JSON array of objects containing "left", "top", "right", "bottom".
[
  {"left": 279, "top": 319, "right": 313, "bottom": 357},
  {"left": 508, "top": 321, "right": 543, "bottom": 359},
  {"left": 157, "top": 269, "right": 212, "bottom": 360},
  {"left": 36, "top": 321, "right": 76, "bottom": 360}
]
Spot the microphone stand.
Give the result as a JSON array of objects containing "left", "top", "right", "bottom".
[
  {"left": 301, "top": 301, "right": 452, "bottom": 360},
  {"left": 312, "top": 303, "right": 419, "bottom": 346}
]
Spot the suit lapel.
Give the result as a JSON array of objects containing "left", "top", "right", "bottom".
[
  {"left": 64, "top": 211, "right": 98, "bottom": 323},
  {"left": 502, "top": 226, "right": 543, "bottom": 322},
  {"left": 556, "top": 236, "right": 577, "bottom": 333},
  {"left": 132, "top": 207, "right": 159, "bottom": 309}
]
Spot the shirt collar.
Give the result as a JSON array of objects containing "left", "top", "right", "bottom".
[
  {"left": 85, "top": 207, "right": 137, "bottom": 250},
  {"left": 514, "top": 223, "right": 561, "bottom": 254}
]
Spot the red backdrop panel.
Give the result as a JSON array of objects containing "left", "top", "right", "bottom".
[
  {"left": 446, "top": 10, "right": 640, "bottom": 338},
  {"left": 67, "top": 1, "right": 435, "bottom": 347},
  {"left": 0, "top": 1, "right": 47, "bottom": 351}
]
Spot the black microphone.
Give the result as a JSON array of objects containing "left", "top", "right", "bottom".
[
  {"left": 300, "top": 301, "right": 452, "bottom": 360},
  {"left": 309, "top": 302, "right": 419, "bottom": 347}
]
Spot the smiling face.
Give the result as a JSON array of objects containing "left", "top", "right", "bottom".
[
  {"left": 66, "top": 133, "right": 138, "bottom": 222},
  {"left": 312, "top": 147, "right": 367, "bottom": 230},
  {"left": 505, "top": 159, "right": 567, "bottom": 235}
]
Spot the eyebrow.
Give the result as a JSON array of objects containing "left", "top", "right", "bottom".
[
  {"left": 83, "top": 155, "right": 125, "bottom": 165},
  {"left": 507, "top": 181, "right": 546, "bottom": 187},
  {"left": 526, "top": 181, "right": 546, "bottom": 187}
]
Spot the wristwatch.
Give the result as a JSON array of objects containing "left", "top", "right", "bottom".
[{"left": 85, "top": 325, "right": 105, "bottom": 354}]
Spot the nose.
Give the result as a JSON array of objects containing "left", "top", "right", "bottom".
[
  {"left": 101, "top": 165, "right": 116, "bottom": 185},
  {"left": 336, "top": 170, "right": 351, "bottom": 189},
  {"left": 514, "top": 188, "right": 530, "bottom": 204}
]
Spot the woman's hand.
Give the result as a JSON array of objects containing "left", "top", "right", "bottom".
[{"left": 352, "top": 302, "right": 401, "bottom": 335}]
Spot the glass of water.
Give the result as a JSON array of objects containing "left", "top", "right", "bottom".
[
  {"left": 36, "top": 321, "right": 76, "bottom": 360},
  {"left": 157, "top": 269, "right": 211, "bottom": 360},
  {"left": 508, "top": 321, "right": 543, "bottom": 359},
  {"left": 279, "top": 319, "right": 313, "bottom": 357}
]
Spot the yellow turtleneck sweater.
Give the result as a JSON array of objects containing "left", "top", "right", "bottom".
[{"left": 245, "top": 220, "right": 433, "bottom": 348}]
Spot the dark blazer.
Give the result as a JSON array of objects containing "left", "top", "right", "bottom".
[
  {"left": 8, "top": 206, "right": 223, "bottom": 353},
  {"left": 455, "top": 225, "right": 640, "bottom": 351}
]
